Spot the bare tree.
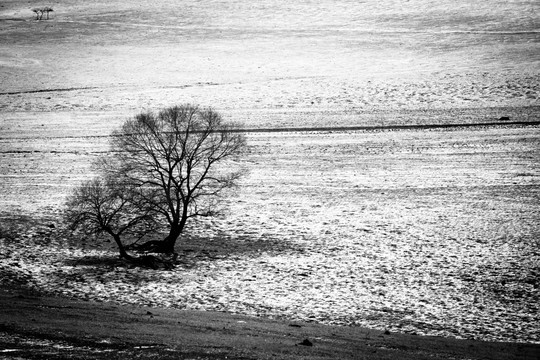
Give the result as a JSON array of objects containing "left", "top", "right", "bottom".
[
  {"left": 31, "top": 6, "right": 53, "bottom": 20},
  {"left": 96, "top": 104, "right": 246, "bottom": 254},
  {"left": 42, "top": 6, "right": 53, "bottom": 20},
  {"left": 65, "top": 177, "right": 156, "bottom": 260},
  {"left": 31, "top": 8, "right": 43, "bottom": 20}
]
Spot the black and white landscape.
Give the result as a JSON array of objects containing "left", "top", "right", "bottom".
[{"left": 1, "top": 0, "right": 539, "bottom": 356}]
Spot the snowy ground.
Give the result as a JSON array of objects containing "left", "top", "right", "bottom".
[{"left": 1, "top": 125, "right": 539, "bottom": 344}]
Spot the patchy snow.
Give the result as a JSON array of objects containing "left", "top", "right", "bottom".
[{"left": 1, "top": 126, "right": 539, "bottom": 344}]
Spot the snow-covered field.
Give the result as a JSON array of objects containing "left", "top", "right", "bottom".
[
  {"left": 1, "top": 125, "right": 539, "bottom": 343},
  {"left": 1, "top": 0, "right": 539, "bottom": 344}
]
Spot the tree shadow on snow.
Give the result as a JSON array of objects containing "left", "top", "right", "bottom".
[
  {"left": 52, "top": 230, "right": 310, "bottom": 285},
  {"left": 178, "top": 230, "right": 308, "bottom": 262},
  {"left": 62, "top": 255, "right": 126, "bottom": 267}
]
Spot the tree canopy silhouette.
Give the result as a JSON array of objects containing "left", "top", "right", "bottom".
[
  {"left": 66, "top": 104, "right": 246, "bottom": 260},
  {"left": 65, "top": 177, "right": 156, "bottom": 260}
]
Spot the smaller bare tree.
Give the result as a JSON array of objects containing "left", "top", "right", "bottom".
[
  {"left": 65, "top": 177, "right": 156, "bottom": 260},
  {"left": 31, "top": 8, "right": 43, "bottom": 20},
  {"left": 42, "top": 6, "right": 53, "bottom": 20}
]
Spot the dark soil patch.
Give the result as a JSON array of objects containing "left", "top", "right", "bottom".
[{"left": 1, "top": 286, "right": 538, "bottom": 360}]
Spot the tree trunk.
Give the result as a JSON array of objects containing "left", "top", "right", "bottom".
[
  {"left": 161, "top": 224, "right": 183, "bottom": 253},
  {"left": 128, "top": 220, "right": 184, "bottom": 254},
  {"left": 106, "top": 230, "right": 134, "bottom": 260}
]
